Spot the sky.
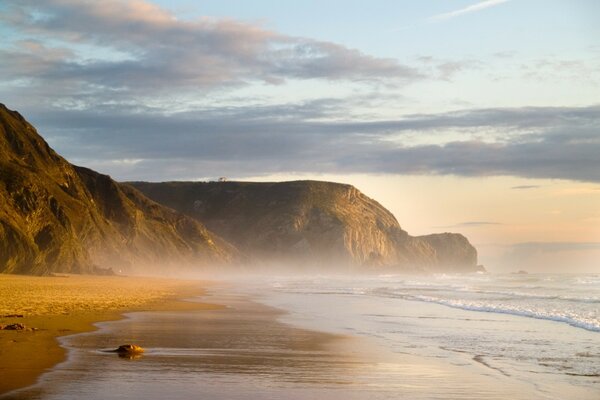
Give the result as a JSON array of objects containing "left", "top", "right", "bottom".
[{"left": 0, "top": 0, "right": 599, "bottom": 272}]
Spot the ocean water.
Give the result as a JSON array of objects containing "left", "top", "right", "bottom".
[
  {"left": 4, "top": 273, "right": 599, "bottom": 400},
  {"left": 261, "top": 272, "right": 600, "bottom": 333},
  {"left": 247, "top": 273, "right": 600, "bottom": 397}
]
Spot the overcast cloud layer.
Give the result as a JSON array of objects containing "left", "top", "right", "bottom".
[
  {"left": 1, "top": 0, "right": 599, "bottom": 183},
  {"left": 23, "top": 103, "right": 599, "bottom": 182}
]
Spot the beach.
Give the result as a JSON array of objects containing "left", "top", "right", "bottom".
[
  {"left": 1, "top": 287, "right": 530, "bottom": 400},
  {"left": 1, "top": 273, "right": 599, "bottom": 399},
  {"left": 0, "top": 274, "right": 218, "bottom": 395}
]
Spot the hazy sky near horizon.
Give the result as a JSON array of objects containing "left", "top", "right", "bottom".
[{"left": 0, "top": 0, "right": 598, "bottom": 272}]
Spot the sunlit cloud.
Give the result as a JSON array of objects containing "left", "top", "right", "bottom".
[{"left": 0, "top": 0, "right": 420, "bottom": 97}]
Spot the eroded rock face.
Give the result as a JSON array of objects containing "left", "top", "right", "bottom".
[
  {"left": 0, "top": 104, "right": 237, "bottom": 275},
  {"left": 131, "top": 181, "right": 480, "bottom": 272},
  {"left": 418, "top": 233, "right": 479, "bottom": 272}
]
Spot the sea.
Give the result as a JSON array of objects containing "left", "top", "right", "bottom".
[{"left": 5, "top": 273, "right": 599, "bottom": 400}]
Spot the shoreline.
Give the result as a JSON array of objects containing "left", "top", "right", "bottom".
[
  {"left": 3, "top": 275, "right": 598, "bottom": 399},
  {"left": 0, "top": 274, "right": 220, "bottom": 395},
  {"left": 7, "top": 280, "right": 577, "bottom": 400},
  {"left": 7, "top": 288, "right": 372, "bottom": 400},
  {"left": 243, "top": 276, "right": 600, "bottom": 399}
]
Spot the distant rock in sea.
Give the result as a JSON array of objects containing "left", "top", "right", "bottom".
[{"left": 512, "top": 270, "right": 528, "bottom": 274}]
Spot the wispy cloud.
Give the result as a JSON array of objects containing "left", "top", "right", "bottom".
[
  {"left": 434, "top": 221, "right": 502, "bottom": 229},
  {"left": 429, "top": 0, "right": 510, "bottom": 22},
  {"left": 511, "top": 185, "right": 540, "bottom": 190}
]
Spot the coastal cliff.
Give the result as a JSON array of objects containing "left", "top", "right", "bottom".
[
  {"left": 131, "top": 181, "right": 480, "bottom": 272},
  {"left": 0, "top": 103, "right": 479, "bottom": 275},
  {"left": 0, "top": 104, "right": 235, "bottom": 275}
]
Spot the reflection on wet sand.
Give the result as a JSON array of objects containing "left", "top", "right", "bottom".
[{"left": 3, "top": 293, "right": 537, "bottom": 400}]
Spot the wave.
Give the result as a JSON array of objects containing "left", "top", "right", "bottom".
[
  {"left": 269, "top": 275, "right": 600, "bottom": 333},
  {"left": 391, "top": 293, "right": 600, "bottom": 333},
  {"left": 434, "top": 287, "right": 599, "bottom": 304},
  {"left": 572, "top": 276, "right": 600, "bottom": 285},
  {"left": 368, "top": 281, "right": 600, "bottom": 304},
  {"left": 273, "top": 281, "right": 600, "bottom": 304},
  {"left": 472, "top": 290, "right": 600, "bottom": 304}
]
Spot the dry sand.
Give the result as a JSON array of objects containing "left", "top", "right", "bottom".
[{"left": 0, "top": 274, "right": 218, "bottom": 395}]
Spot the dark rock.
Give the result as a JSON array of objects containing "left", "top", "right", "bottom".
[
  {"left": 2, "top": 323, "right": 26, "bottom": 330},
  {"left": 115, "top": 344, "right": 144, "bottom": 354},
  {"left": 512, "top": 270, "right": 528, "bottom": 274}
]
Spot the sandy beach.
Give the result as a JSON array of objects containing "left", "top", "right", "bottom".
[
  {"left": 0, "top": 274, "right": 218, "bottom": 395},
  {"left": 2, "top": 275, "right": 598, "bottom": 400}
]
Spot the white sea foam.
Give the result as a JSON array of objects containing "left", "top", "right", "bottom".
[
  {"left": 258, "top": 273, "right": 600, "bottom": 387},
  {"left": 396, "top": 294, "right": 600, "bottom": 332},
  {"left": 270, "top": 273, "right": 600, "bottom": 333}
]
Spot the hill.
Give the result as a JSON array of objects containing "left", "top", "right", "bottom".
[
  {"left": 0, "top": 103, "right": 480, "bottom": 275},
  {"left": 131, "top": 180, "right": 480, "bottom": 272},
  {"left": 0, "top": 104, "right": 235, "bottom": 275}
]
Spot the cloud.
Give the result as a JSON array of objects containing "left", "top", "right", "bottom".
[
  {"left": 433, "top": 221, "right": 501, "bottom": 229},
  {"left": 511, "top": 185, "right": 540, "bottom": 190},
  {"left": 416, "top": 56, "right": 481, "bottom": 80},
  {"left": 0, "top": 0, "right": 420, "bottom": 96},
  {"left": 21, "top": 103, "right": 600, "bottom": 182},
  {"left": 520, "top": 57, "right": 600, "bottom": 85},
  {"left": 0, "top": 1, "right": 597, "bottom": 184},
  {"left": 429, "top": 0, "right": 510, "bottom": 22}
]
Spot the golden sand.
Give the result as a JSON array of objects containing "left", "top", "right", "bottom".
[{"left": 0, "top": 274, "right": 217, "bottom": 395}]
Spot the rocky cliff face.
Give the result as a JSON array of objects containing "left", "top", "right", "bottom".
[
  {"left": 0, "top": 104, "right": 235, "bottom": 275},
  {"left": 418, "top": 233, "right": 479, "bottom": 272},
  {"left": 0, "top": 103, "right": 479, "bottom": 275},
  {"left": 131, "top": 181, "right": 479, "bottom": 272}
]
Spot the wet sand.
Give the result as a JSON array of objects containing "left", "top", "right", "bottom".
[
  {"left": 3, "top": 292, "right": 365, "bottom": 400},
  {"left": 2, "top": 285, "right": 556, "bottom": 400},
  {"left": 0, "top": 274, "right": 218, "bottom": 395},
  {"left": 3, "top": 277, "right": 591, "bottom": 399}
]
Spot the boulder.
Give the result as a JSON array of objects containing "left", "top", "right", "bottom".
[{"left": 115, "top": 344, "right": 144, "bottom": 354}]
